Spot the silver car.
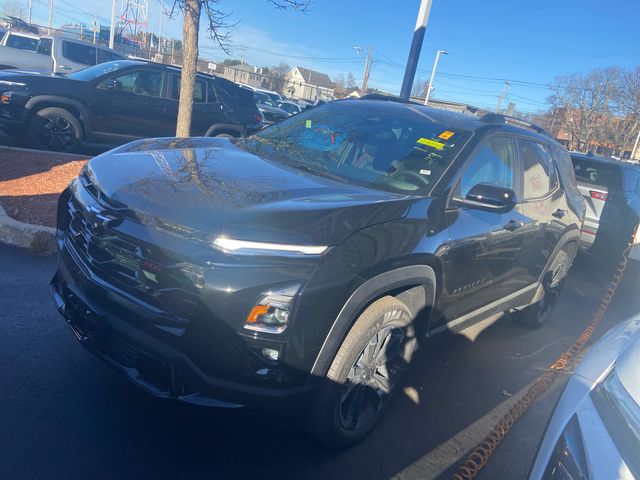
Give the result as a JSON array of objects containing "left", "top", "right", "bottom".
[
  {"left": 529, "top": 316, "right": 640, "bottom": 479},
  {"left": 571, "top": 153, "right": 640, "bottom": 252}
]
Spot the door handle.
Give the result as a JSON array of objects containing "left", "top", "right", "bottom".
[
  {"left": 503, "top": 220, "right": 524, "bottom": 231},
  {"left": 59, "top": 65, "right": 72, "bottom": 70},
  {"left": 552, "top": 209, "right": 567, "bottom": 219}
]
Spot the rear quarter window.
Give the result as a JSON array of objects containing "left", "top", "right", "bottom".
[{"left": 62, "top": 41, "right": 97, "bottom": 66}]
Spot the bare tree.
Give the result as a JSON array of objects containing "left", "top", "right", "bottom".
[
  {"left": 2, "top": 0, "right": 26, "bottom": 18},
  {"left": 333, "top": 73, "right": 345, "bottom": 89},
  {"left": 548, "top": 68, "right": 619, "bottom": 151},
  {"left": 170, "top": 0, "right": 309, "bottom": 137},
  {"left": 346, "top": 72, "right": 356, "bottom": 89},
  {"left": 269, "top": 62, "right": 291, "bottom": 77},
  {"left": 411, "top": 78, "right": 428, "bottom": 98}
]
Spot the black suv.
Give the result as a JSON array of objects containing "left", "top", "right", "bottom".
[
  {"left": 51, "top": 98, "right": 584, "bottom": 446},
  {"left": 0, "top": 60, "right": 262, "bottom": 152}
]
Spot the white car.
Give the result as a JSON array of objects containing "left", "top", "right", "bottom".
[{"left": 529, "top": 316, "right": 640, "bottom": 479}]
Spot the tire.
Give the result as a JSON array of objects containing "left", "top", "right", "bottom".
[
  {"left": 307, "top": 296, "right": 417, "bottom": 448},
  {"left": 26, "top": 107, "right": 82, "bottom": 153},
  {"left": 514, "top": 250, "right": 570, "bottom": 328}
]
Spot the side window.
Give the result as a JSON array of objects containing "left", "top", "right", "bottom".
[
  {"left": 110, "top": 71, "right": 138, "bottom": 93},
  {"left": 169, "top": 74, "right": 205, "bottom": 102},
  {"left": 519, "top": 139, "right": 551, "bottom": 200},
  {"left": 206, "top": 80, "right": 219, "bottom": 103},
  {"left": 458, "top": 136, "right": 516, "bottom": 198},
  {"left": 98, "top": 49, "right": 123, "bottom": 63},
  {"left": 6, "top": 34, "right": 38, "bottom": 51},
  {"left": 62, "top": 41, "right": 97, "bottom": 66},
  {"left": 36, "top": 38, "right": 52, "bottom": 56}
]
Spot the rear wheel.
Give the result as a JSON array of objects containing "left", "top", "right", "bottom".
[
  {"left": 27, "top": 107, "right": 82, "bottom": 153},
  {"left": 514, "top": 251, "right": 570, "bottom": 328},
  {"left": 307, "top": 296, "right": 416, "bottom": 447}
]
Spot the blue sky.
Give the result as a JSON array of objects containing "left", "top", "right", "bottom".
[{"left": 28, "top": 0, "right": 639, "bottom": 113}]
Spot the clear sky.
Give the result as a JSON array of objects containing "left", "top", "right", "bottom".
[{"left": 28, "top": 0, "right": 640, "bottom": 113}]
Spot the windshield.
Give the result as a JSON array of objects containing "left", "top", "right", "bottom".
[
  {"left": 69, "top": 61, "right": 132, "bottom": 81},
  {"left": 238, "top": 101, "right": 472, "bottom": 195}
]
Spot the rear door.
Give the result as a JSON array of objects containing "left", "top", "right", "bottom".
[
  {"left": 55, "top": 40, "right": 97, "bottom": 73},
  {"left": 516, "top": 139, "right": 570, "bottom": 283},
  {"left": 165, "top": 74, "right": 223, "bottom": 136}
]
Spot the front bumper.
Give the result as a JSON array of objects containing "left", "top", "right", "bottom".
[{"left": 51, "top": 250, "right": 315, "bottom": 408}]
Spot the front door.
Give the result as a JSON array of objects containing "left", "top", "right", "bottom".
[
  {"left": 441, "top": 135, "right": 529, "bottom": 323},
  {"left": 90, "top": 69, "right": 173, "bottom": 141}
]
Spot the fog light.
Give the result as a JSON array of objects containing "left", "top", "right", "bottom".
[{"left": 261, "top": 348, "right": 280, "bottom": 361}]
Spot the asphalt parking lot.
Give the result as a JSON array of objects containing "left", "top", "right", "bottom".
[{"left": 1, "top": 243, "right": 638, "bottom": 480}]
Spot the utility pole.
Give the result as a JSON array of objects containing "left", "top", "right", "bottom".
[
  {"left": 47, "top": 0, "right": 53, "bottom": 35},
  {"left": 109, "top": 0, "right": 117, "bottom": 49},
  {"left": 399, "top": 0, "right": 433, "bottom": 100},
  {"left": 496, "top": 80, "right": 510, "bottom": 113},
  {"left": 424, "top": 49, "right": 447, "bottom": 105},
  {"left": 361, "top": 45, "right": 372, "bottom": 96},
  {"left": 28, "top": 0, "right": 32, "bottom": 23}
]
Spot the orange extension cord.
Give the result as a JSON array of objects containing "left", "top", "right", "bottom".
[{"left": 452, "top": 239, "right": 635, "bottom": 480}]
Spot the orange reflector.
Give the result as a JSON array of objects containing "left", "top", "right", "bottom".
[
  {"left": 246, "top": 305, "right": 269, "bottom": 324},
  {"left": 1, "top": 94, "right": 11, "bottom": 104}
]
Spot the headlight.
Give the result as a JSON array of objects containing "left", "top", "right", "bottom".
[
  {"left": 543, "top": 416, "right": 589, "bottom": 480},
  {"left": 212, "top": 236, "right": 328, "bottom": 256},
  {"left": 245, "top": 294, "right": 291, "bottom": 334}
]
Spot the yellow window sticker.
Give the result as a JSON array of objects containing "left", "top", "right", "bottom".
[
  {"left": 305, "top": 119, "right": 312, "bottom": 128},
  {"left": 417, "top": 137, "right": 445, "bottom": 150},
  {"left": 438, "top": 130, "right": 455, "bottom": 140}
]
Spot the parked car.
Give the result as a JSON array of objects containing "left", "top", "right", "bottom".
[
  {"left": 51, "top": 99, "right": 583, "bottom": 447},
  {"left": 571, "top": 152, "right": 640, "bottom": 256},
  {"left": 277, "top": 100, "right": 302, "bottom": 115},
  {"left": 0, "top": 32, "right": 125, "bottom": 73},
  {"left": 240, "top": 87, "right": 288, "bottom": 125},
  {"left": 238, "top": 83, "right": 283, "bottom": 103},
  {"left": 529, "top": 315, "right": 640, "bottom": 480},
  {"left": 0, "top": 60, "right": 263, "bottom": 152}
]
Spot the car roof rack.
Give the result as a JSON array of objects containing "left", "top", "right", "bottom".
[
  {"left": 480, "top": 113, "right": 551, "bottom": 137},
  {"left": 359, "top": 94, "right": 412, "bottom": 104}
]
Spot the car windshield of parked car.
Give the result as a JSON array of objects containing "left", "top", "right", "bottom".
[
  {"left": 69, "top": 61, "right": 130, "bottom": 81},
  {"left": 239, "top": 102, "right": 472, "bottom": 195},
  {"left": 254, "top": 91, "right": 276, "bottom": 107}
]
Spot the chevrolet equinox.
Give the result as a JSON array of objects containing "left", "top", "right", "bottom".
[{"left": 51, "top": 97, "right": 585, "bottom": 447}]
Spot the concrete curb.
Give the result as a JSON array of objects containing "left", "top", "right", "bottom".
[
  {"left": 0, "top": 203, "right": 56, "bottom": 254},
  {"left": 0, "top": 144, "right": 90, "bottom": 160}
]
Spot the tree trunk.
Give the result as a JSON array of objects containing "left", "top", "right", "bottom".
[{"left": 176, "top": 0, "right": 201, "bottom": 137}]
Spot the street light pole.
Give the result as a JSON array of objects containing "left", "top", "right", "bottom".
[
  {"left": 399, "top": 0, "right": 433, "bottom": 100},
  {"left": 424, "top": 49, "right": 447, "bottom": 105},
  {"left": 109, "top": 0, "right": 117, "bottom": 49},
  {"left": 47, "top": 0, "right": 53, "bottom": 35}
]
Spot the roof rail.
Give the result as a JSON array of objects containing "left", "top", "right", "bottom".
[
  {"left": 480, "top": 113, "right": 551, "bottom": 137},
  {"left": 359, "top": 94, "right": 411, "bottom": 104}
]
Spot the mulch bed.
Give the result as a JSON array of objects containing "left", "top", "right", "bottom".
[{"left": 0, "top": 148, "right": 88, "bottom": 227}]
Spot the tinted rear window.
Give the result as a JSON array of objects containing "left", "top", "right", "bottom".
[
  {"left": 62, "top": 41, "right": 97, "bottom": 66},
  {"left": 571, "top": 156, "right": 620, "bottom": 188},
  {"left": 214, "top": 80, "right": 256, "bottom": 108},
  {"left": 6, "top": 34, "right": 38, "bottom": 51}
]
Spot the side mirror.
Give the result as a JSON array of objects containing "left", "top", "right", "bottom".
[
  {"left": 99, "top": 79, "right": 121, "bottom": 91},
  {"left": 465, "top": 183, "right": 516, "bottom": 208}
]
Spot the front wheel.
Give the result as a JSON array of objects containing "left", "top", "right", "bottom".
[
  {"left": 26, "top": 107, "right": 82, "bottom": 153},
  {"left": 307, "top": 296, "right": 416, "bottom": 448}
]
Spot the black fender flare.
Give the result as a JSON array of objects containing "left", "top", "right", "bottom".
[
  {"left": 24, "top": 96, "right": 92, "bottom": 134},
  {"left": 204, "top": 123, "right": 245, "bottom": 137},
  {"left": 309, "top": 265, "right": 436, "bottom": 377}
]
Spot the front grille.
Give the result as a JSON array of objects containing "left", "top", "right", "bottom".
[{"left": 65, "top": 193, "right": 205, "bottom": 321}]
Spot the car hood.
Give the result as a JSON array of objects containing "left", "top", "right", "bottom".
[
  {"left": 84, "top": 137, "right": 416, "bottom": 246},
  {"left": 0, "top": 70, "right": 83, "bottom": 87}
]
